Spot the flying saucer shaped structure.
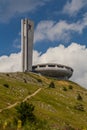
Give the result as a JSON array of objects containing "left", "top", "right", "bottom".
[{"left": 32, "top": 63, "right": 73, "bottom": 79}]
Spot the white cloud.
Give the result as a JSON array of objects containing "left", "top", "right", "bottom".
[
  {"left": 0, "top": 52, "right": 22, "bottom": 72},
  {"left": 34, "top": 14, "right": 87, "bottom": 43},
  {"left": 0, "top": 43, "right": 87, "bottom": 88},
  {"left": 63, "top": 0, "right": 87, "bottom": 16},
  {"left": 0, "top": 0, "right": 50, "bottom": 22}
]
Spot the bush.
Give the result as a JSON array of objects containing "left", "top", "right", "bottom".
[
  {"left": 3, "top": 84, "right": 9, "bottom": 88},
  {"left": 15, "top": 101, "right": 35, "bottom": 125},
  {"left": 63, "top": 87, "right": 67, "bottom": 91},
  {"left": 23, "top": 78, "right": 27, "bottom": 83},
  {"left": 49, "top": 81, "right": 55, "bottom": 88},
  {"left": 68, "top": 85, "right": 73, "bottom": 90},
  {"left": 77, "top": 94, "right": 83, "bottom": 101},
  {"left": 37, "top": 79, "right": 42, "bottom": 83},
  {"left": 6, "top": 74, "right": 9, "bottom": 77}
]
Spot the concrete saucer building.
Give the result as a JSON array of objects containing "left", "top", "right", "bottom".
[
  {"left": 32, "top": 63, "right": 73, "bottom": 79},
  {"left": 21, "top": 18, "right": 73, "bottom": 79}
]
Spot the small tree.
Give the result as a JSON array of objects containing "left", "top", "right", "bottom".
[
  {"left": 49, "top": 81, "right": 55, "bottom": 88},
  {"left": 15, "top": 101, "right": 35, "bottom": 125}
]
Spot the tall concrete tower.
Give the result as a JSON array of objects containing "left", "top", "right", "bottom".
[{"left": 21, "top": 19, "right": 34, "bottom": 72}]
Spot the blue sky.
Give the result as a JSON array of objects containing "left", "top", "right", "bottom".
[
  {"left": 0, "top": 0, "right": 87, "bottom": 88},
  {"left": 0, "top": 0, "right": 87, "bottom": 55}
]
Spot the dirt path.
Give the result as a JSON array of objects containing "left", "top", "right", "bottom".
[
  {"left": 0, "top": 88, "right": 42, "bottom": 113},
  {"left": 23, "top": 88, "right": 42, "bottom": 102}
]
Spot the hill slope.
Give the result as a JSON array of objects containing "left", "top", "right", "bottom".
[{"left": 0, "top": 72, "right": 87, "bottom": 129}]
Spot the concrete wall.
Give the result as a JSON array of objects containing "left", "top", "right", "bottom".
[
  {"left": 32, "top": 63, "right": 73, "bottom": 79},
  {"left": 21, "top": 19, "right": 34, "bottom": 72}
]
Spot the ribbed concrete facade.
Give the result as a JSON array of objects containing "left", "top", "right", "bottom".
[
  {"left": 21, "top": 19, "right": 34, "bottom": 72},
  {"left": 32, "top": 63, "right": 73, "bottom": 79}
]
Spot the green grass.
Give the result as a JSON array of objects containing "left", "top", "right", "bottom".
[
  {"left": 29, "top": 80, "right": 87, "bottom": 129},
  {"left": 0, "top": 72, "right": 87, "bottom": 129},
  {"left": 0, "top": 73, "right": 40, "bottom": 109}
]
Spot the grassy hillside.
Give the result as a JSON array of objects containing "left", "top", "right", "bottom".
[{"left": 0, "top": 72, "right": 87, "bottom": 129}]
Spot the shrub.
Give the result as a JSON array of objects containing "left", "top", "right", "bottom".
[
  {"left": 68, "top": 85, "right": 73, "bottom": 90},
  {"left": 3, "top": 84, "right": 9, "bottom": 88},
  {"left": 37, "top": 79, "right": 42, "bottom": 83},
  {"left": 63, "top": 87, "right": 67, "bottom": 91},
  {"left": 23, "top": 78, "right": 27, "bottom": 83},
  {"left": 77, "top": 94, "right": 83, "bottom": 101},
  {"left": 6, "top": 74, "right": 9, "bottom": 77},
  {"left": 49, "top": 81, "right": 55, "bottom": 88},
  {"left": 15, "top": 101, "right": 35, "bottom": 125}
]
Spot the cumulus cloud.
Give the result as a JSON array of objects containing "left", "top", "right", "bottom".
[
  {"left": 0, "top": 0, "right": 50, "bottom": 22},
  {"left": 0, "top": 43, "right": 87, "bottom": 88},
  {"left": 63, "top": 0, "right": 87, "bottom": 16},
  {"left": 34, "top": 14, "right": 87, "bottom": 43},
  {"left": 0, "top": 52, "right": 22, "bottom": 72}
]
